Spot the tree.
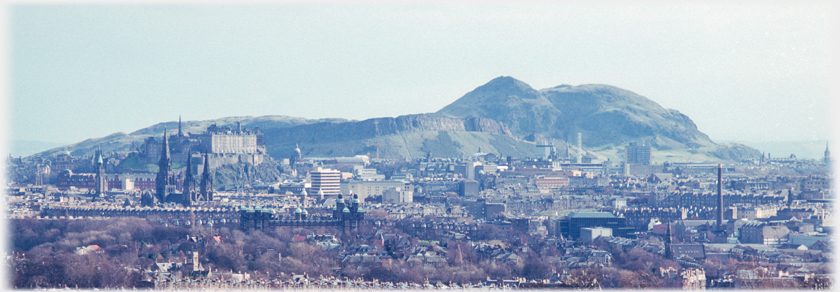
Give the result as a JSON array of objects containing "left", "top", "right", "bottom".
[
  {"left": 521, "top": 255, "right": 554, "bottom": 280},
  {"left": 564, "top": 266, "right": 602, "bottom": 289}
]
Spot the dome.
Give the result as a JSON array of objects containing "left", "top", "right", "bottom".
[
  {"left": 332, "top": 205, "right": 337, "bottom": 210},
  {"left": 352, "top": 198, "right": 359, "bottom": 204},
  {"left": 343, "top": 207, "right": 350, "bottom": 213},
  {"left": 337, "top": 198, "right": 344, "bottom": 204},
  {"left": 302, "top": 209, "right": 308, "bottom": 215},
  {"left": 357, "top": 207, "right": 365, "bottom": 213},
  {"left": 295, "top": 207, "right": 302, "bottom": 214}
]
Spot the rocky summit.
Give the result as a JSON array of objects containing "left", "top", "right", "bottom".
[{"left": 439, "top": 76, "right": 714, "bottom": 149}]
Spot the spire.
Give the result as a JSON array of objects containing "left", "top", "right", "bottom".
[
  {"left": 94, "top": 148, "right": 107, "bottom": 196},
  {"left": 161, "top": 126, "right": 170, "bottom": 163},
  {"left": 183, "top": 149, "right": 194, "bottom": 194},
  {"left": 200, "top": 154, "right": 213, "bottom": 201},
  {"left": 178, "top": 116, "right": 182, "bottom": 136},
  {"left": 825, "top": 142, "right": 830, "bottom": 163},
  {"left": 156, "top": 127, "right": 173, "bottom": 203}
]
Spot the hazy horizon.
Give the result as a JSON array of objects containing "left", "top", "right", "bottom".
[{"left": 9, "top": 135, "right": 830, "bottom": 161}]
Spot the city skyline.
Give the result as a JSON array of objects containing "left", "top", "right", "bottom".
[{"left": 7, "top": 4, "right": 834, "bottom": 154}]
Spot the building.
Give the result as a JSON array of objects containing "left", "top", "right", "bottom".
[
  {"left": 383, "top": 187, "right": 413, "bottom": 204},
  {"left": 138, "top": 119, "right": 265, "bottom": 167},
  {"left": 311, "top": 168, "right": 341, "bottom": 198},
  {"left": 557, "top": 211, "right": 631, "bottom": 239},
  {"left": 343, "top": 180, "right": 412, "bottom": 202},
  {"left": 580, "top": 227, "right": 613, "bottom": 244},
  {"left": 739, "top": 223, "right": 790, "bottom": 246},
  {"left": 156, "top": 129, "right": 178, "bottom": 203},
  {"left": 93, "top": 149, "right": 107, "bottom": 196},
  {"left": 459, "top": 180, "right": 479, "bottom": 197},
  {"left": 625, "top": 142, "right": 651, "bottom": 165},
  {"left": 535, "top": 176, "right": 570, "bottom": 188},
  {"left": 195, "top": 122, "right": 262, "bottom": 155}
]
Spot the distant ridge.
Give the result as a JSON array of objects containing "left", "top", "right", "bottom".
[{"left": 26, "top": 77, "right": 761, "bottom": 162}]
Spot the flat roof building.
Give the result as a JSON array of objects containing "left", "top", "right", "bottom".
[{"left": 311, "top": 168, "right": 341, "bottom": 198}]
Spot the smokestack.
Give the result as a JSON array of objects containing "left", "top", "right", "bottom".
[
  {"left": 717, "top": 164, "right": 723, "bottom": 227},
  {"left": 577, "top": 132, "right": 582, "bottom": 164}
]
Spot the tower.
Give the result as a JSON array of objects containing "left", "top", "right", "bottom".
[
  {"left": 665, "top": 222, "right": 672, "bottom": 259},
  {"left": 577, "top": 132, "right": 582, "bottom": 164},
  {"left": 183, "top": 149, "right": 195, "bottom": 205},
  {"left": 200, "top": 154, "right": 214, "bottom": 201},
  {"left": 825, "top": 143, "right": 830, "bottom": 164},
  {"left": 35, "top": 164, "right": 43, "bottom": 186},
  {"left": 156, "top": 128, "right": 176, "bottom": 202},
  {"left": 291, "top": 143, "right": 302, "bottom": 167},
  {"left": 301, "top": 188, "right": 308, "bottom": 208},
  {"left": 94, "top": 149, "right": 107, "bottom": 196},
  {"left": 716, "top": 164, "right": 723, "bottom": 228}
]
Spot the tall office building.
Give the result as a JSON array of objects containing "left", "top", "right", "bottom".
[
  {"left": 625, "top": 142, "right": 652, "bottom": 165},
  {"left": 311, "top": 168, "right": 341, "bottom": 198}
]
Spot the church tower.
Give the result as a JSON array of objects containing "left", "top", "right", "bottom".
[
  {"left": 825, "top": 143, "right": 830, "bottom": 164},
  {"left": 94, "top": 149, "right": 108, "bottom": 196},
  {"left": 156, "top": 128, "right": 176, "bottom": 202},
  {"left": 200, "top": 154, "right": 214, "bottom": 201},
  {"left": 183, "top": 149, "right": 195, "bottom": 205}
]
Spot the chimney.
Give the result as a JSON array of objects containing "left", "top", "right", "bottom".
[
  {"left": 717, "top": 164, "right": 723, "bottom": 228},
  {"left": 577, "top": 132, "right": 582, "bottom": 164}
]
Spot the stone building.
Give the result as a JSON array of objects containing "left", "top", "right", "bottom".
[{"left": 739, "top": 222, "right": 790, "bottom": 246}]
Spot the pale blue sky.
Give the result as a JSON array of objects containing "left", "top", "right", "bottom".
[{"left": 8, "top": 4, "right": 835, "bottom": 146}]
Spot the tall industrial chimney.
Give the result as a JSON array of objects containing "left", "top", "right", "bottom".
[
  {"left": 577, "top": 132, "right": 582, "bottom": 164},
  {"left": 717, "top": 164, "right": 723, "bottom": 227}
]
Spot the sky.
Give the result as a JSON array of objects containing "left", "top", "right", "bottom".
[{"left": 6, "top": 3, "right": 836, "bottom": 149}]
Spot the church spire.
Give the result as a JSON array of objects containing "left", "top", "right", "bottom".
[
  {"left": 183, "top": 148, "right": 194, "bottom": 195},
  {"left": 200, "top": 154, "right": 213, "bottom": 201},
  {"left": 156, "top": 127, "right": 173, "bottom": 202},
  {"left": 161, "top": 127, "right": 170, "bottom": 163},
  {"left": 178, "top": 116, "right": 182, "bottom": 137},
  {"left": 825, "top": 142, "right": 830, "bottom": 163},
  {"left": 94, "top": 148, "right": 107, "bottom": 196}
]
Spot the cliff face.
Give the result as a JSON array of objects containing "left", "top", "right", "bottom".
[
  {"left": 263, "top": 114, "right": 510, "bottom": 145},
  {"left": 262, "top": 114, "right": 524, "bottom": 160}
]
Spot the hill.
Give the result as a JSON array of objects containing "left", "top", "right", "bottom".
[
  {"left": 438, "top": 76, "right": 759, "bottom": 160},
  {"left": 25, "top": 77, "right": 760, "bottom": 162}
]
